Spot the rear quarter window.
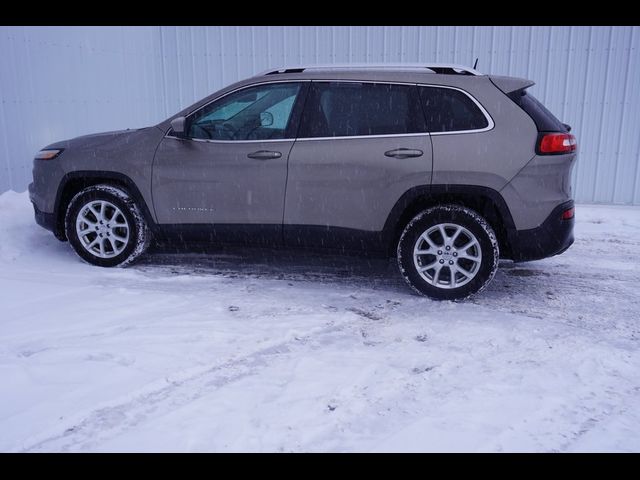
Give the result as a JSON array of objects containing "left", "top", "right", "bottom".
[
  {"left": 419, "top": 86, "right": 490, "bottom": 133},
  {"left": 508, "top": 90, "right": 568, "bottom": 132}
]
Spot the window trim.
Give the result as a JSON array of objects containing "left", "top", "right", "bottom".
[
  {"left": 164, "top": 79, "right": 311, "bottom": 143},
  {"left": 294, "top": 131, "right": 432, "bottom": 142},
  {"left": 164, "top": 79, "right": 494, "bottom": 143},
  {"left": 417, "top": 83, "right": 495, "bottom": 136}
]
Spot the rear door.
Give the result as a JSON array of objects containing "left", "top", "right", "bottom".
[{"left": 284, "top": 81, "right": 432, "bottom": 248}]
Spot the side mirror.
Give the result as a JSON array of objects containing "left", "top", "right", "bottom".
[
  {"left": 260, "top": 112, "right": 274, "bottom": 127},
  {"left": 170, "top": 116, "right": 187, "bottom": 137}
]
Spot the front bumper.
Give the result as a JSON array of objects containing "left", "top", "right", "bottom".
[
  {"left": 508, "top": 200, "right": 575, "bottom": 262},
  {"left": 29, "top": 182, "right": 65, "bottom": 240},
  {"left": 32, "top": 202, "right": 57, "bottom": 232}
]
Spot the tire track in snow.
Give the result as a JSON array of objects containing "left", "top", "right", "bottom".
[{"left": 19, "top": 311, "right": 377, "bottom": 452}]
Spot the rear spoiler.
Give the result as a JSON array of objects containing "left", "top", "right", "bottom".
[{"left": 489, "top": 75, "right": 535, "bottom": 94}]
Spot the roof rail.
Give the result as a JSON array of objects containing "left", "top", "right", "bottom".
[{"left": 257, "top": 63, "right": 482, "bottom": 76}]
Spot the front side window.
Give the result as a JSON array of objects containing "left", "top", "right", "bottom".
[
  {"left": 298, "top": 82, "right": 426, "bottom": 138},
  {"left": 419, "top": 86, "right": 489, "bottom": 133},
  {"left": 187, "top": 83, "right": 302, "bottom": 141}
]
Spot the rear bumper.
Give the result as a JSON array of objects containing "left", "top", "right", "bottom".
[{"left": 508, "top": 200, "right": 575, "bottom": 262}]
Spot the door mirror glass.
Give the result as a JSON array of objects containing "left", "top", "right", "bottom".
[
  {"left": 170, "top": 116, "right": 187, "bottom": 136},
  {"left": 260, "top": 112, "right": 274, "bottom": 127}
]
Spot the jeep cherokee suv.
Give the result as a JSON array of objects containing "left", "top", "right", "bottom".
[{"left": 29, "top": 64, "right": 577, "bottom": 300}]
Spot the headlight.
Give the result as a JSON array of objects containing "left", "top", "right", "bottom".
[{"left": 35, "top": 149, "right": 64, "bottom": 160}]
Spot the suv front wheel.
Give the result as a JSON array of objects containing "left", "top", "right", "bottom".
[
  {"left": 65, "top": 184, "right": 151, "bottom": 267},
  {"left": 397, "top": 205, "right": 499, "bottom": 300}
]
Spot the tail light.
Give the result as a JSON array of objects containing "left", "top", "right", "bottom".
[
  {"left": 538, "top": 133, "right": 577, "bottom": 155},
  {"left": 561, "top": 207, "right": 575, "bottom": 220}
]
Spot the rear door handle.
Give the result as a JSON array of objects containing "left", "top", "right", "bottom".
[
  {"left": 247, "top": 150, "right": 282, "bottom": 160},
  {"left": 384, "top": 148, "right": 424, "bottom": 159}
]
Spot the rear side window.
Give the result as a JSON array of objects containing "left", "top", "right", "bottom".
[
  {"left": 298, "top": 82, "right": 426, "bottom": 138},
  {"left": 419, "top": 86, "right": 489, "bottom": 133},
  {"left": 509, "top": 90, "right": 567, "bottom": 132}
]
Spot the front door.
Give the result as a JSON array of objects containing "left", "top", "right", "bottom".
[{"left": 152, "top": 82, "right": 307, "bottom": 230}]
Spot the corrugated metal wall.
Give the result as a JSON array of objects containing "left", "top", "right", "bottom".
[
  {"left": 0, "top": 26, "right": 166, "bottom": 194},
  {"left": 2, "top": 26, "right": 639, "bottom": 204}
]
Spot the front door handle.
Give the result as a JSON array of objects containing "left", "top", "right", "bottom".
[
  {"left": 247, "top": 150, "right": 282, "bottom": 160},
  {"left": 384, "top": 148, "right": 424, "bottom": 159}
]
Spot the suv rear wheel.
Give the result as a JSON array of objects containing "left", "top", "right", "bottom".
[
  {"left": 397, "top": 205, "right": 499, "bottom": 300},
  {"left": 65, "top": 184, "right": 151, "bottom": 267}
]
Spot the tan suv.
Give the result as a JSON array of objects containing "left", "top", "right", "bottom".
[{"left": 29, "top": 64, "right": 577, "bottom": 300}]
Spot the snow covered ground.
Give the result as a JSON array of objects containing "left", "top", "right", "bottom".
[{"left": 1, "top": 190, "right": 639, "bottom": 452}]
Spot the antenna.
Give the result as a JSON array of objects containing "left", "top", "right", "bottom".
[{"left": 473, "top": 58, "right": 479, "bottom": 70}]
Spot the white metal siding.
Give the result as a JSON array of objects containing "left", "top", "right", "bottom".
[{"left": 1, "top": 26, "right": 639, "bottom": 204}]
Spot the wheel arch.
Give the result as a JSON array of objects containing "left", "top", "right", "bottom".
[
  {"left": 382, "top": 185, "right": 517, "bottom": 258},
  {"left": 53, "top": 171, "right": 156, "bottom": 241}
]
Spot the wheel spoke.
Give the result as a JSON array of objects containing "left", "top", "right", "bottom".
[
  {"left": 111, "top": 232, "right": 128, "bottom": 243},
  {"left": 459, "top": 240, "right": 479, "bottom": 252},
  {"left": 107, "top": 237, "right": 117, "bottom": 253},
  {"left": 458, "top": 252, "right": 481, "bottom": 261},
  {"left": 88, "top": 205, "right": 101, "bottom": 221},
  {"left": 86, "top": 237, "right": 100, "bottom": 249},
  {"left": 99, "top": 202, "right": 106, "bottom": 221},
  {"left": 456, "top": 264, "right": 474, "bottom": 278},
  {"left": 450, "top": 226, "right": 463, "bottom": 244},
  {"left": 420, "top": 233, "right": 439, "bottom": 250},
  {"left": 79, "top": 213, "right": 97, "bottom": 226},
  {"left": 432, "top": 264, "right": 443, "bottom": 284},
  {"left": 419, "top": 260, "right": 438, "bottom": 272},
  {"left": 449, "top": 266, "right": 457, "bottom": 287},
  {"left": 110, "top": 208, "right": 121, "bottom": 224},
  {"left": 98, "top": 238, "right": 106, "bottom": 256},
  {"left": 438, "top": 224, "right": 448, "bottom": 242}
]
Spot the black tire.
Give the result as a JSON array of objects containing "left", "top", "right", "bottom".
[
  {"left": 65, "top": 184, "right": 151, "bottom": 267},
  {"left": 397, "top": 205, "right": 499, "bottom": 301}
]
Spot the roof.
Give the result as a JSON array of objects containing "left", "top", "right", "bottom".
[{"left": 255, "top": 63, "right": 483, "bottom": 77}]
